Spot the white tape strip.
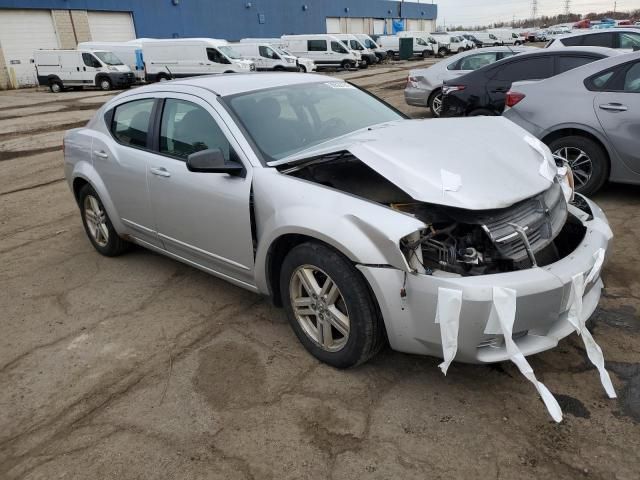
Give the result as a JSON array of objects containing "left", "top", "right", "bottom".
[
  {"left": 441, "top": 169, "right": 462, "bottom": 194},
  {"left": 434, "top": 287, "right": 463, "bottom": 375},
  {"left": 591, "top": 216, "right": 613, "bottom": 241},
  {"left": 567, "top": 249, "right": 616, "bottom": 399},
  {"left": 491, "top": 287, "right": 563, "bottom": 423}
]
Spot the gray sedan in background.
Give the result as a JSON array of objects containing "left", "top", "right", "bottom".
[
  {"left": 405, "top": 46, "right": 533, "bottom": 117},
  {"left": 504, "top": 51, "right": 640, "bottom": 195}
]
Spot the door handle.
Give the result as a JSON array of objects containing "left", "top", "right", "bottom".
[
  {"left": 150, "top": 167, "right": 171, "bottom": 177},
  {"left": 493, "top": 87, "right": 508, "bottom": 93},
  {"left": 599, "top": 103, "right": 628, "bottom": 112},
  {"left": 93, "top": 150, "right": 108, "bottom": 159}
]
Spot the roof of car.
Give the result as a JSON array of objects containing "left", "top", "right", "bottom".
[
  {"left": 556, "top": 27, "right": 640, "bottom": 39},
  {"left": 138, "top": 72, "right": 333, "bottom": 97}
]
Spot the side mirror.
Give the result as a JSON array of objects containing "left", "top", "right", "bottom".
[{"left": 186, "top": 149, "right": 244, "bottom": 175}]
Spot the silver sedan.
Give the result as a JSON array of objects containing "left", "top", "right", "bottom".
[
  {"left": 65, "top": 73, "right": 611, "bottom": 369},
  {"left": 504, "top": 51, "right": 640, "bottom": 195}
]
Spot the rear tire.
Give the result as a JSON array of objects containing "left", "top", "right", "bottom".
[
  {"left": 280, "top": 242, "right": 385, "bottom": 368},
  {"left": 548, "top": 135, "right": 608, "bottom": 196},
  {"left": 422, "top": 49, "right": 431, "bottom": 58},
  {"left": 387, "top": 50, "right": 395, "bottom": 59},
  {"left": 78, "top": 184, "right": 129, "bottom": 257},
  {"left": 428, "top": 89, "right": 443, "bottom": 118},
  {"left": 157, "top": 73, "right": 170, "bottom": 82},
  {"left": 359, "top": 58, "right": 369, "bottom": 69},
  {"left": 468, "top": 108, "right": 495, "bottom": 117}
]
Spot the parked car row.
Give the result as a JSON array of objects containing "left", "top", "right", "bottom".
[{"left": 406, "top": 28, "right": 640, "bottom": 195}]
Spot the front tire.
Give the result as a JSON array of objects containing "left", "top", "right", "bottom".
[
  {"left": 99, "top": 77, "right": 112, "bottom": 91},
  {"left": 438, "top": 47, "right": 448, "bottom": 57},
  {"left": 49, "top": 80, "right": 63, "bottom": 93},
  {"left": 298, "top": 65, "right": 307, "bottom": 73},
  {"left": 280, "top": 242, "right": 385, "bottom": 368},
  {"left": 79, "top": 184, "right": 129, "bottom": 257},
  {"left": 548, "top": 136, "right": 608, "bottom": 196}
]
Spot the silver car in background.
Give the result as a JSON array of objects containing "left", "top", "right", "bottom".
[
  {"left": 504, "top": 51, "right": 640, "bottom": 195},
  {"left": 64, "top": 73, "right": 610, "bottom": 369},
  {"left": 405, "top": 46, "right": 533, "bottom": 117}
]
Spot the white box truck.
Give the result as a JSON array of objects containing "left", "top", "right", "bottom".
[
  {"left": 280, "top": 34, "right": 360, "bottom": 70},
  {"left": 77, "top": 40, "right": 145, "bottom": 82},
  {"left": 229, "top": 42, "right": 298, "bottom": 71},
  {"left": 34, "top": 49, "right": 135, "bottom": 92},
  {"left": 141, "top": 38, "right": 255, "bottom": 82}
]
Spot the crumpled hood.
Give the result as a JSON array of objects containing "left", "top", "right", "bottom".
[{"left": 272, "top": 117, "right": 556, "bottom": 210}]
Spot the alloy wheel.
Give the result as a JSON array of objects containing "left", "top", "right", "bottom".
[
  {"left": 431, "top": 93, "right": 443, "bottom": 117},
  {"left": 553, "top": 146, "right": 593, "bottom": 190},
  {"left": 289, "top": 265, "right": 350, "bottom": 352},
  {"left": 84, "top": 195, "right": 109, "bottom": 247}
]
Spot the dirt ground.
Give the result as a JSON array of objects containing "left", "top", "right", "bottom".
[{"left": 1, "top": 59, "right": 639, "bottom": 480}]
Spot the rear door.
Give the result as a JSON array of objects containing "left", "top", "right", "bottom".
[
  {"left": 593, "top": 60, "right": 640, "bottom": 174},
  {"left": 554, "top": 54, "right": 602, "bottom": 75},
  {"left": 487, "top": 56, "right": 554, "bottom": 112},
  {"left": 93, "top": 96, "right": 161, "bottom": 246}
]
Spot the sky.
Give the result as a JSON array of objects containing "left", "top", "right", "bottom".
[{"left": 412, "top": 0, "right": 639, "bottom": 27}]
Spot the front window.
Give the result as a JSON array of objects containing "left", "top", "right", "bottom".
[
  {"left": 218, "top": 46, "right": 241, "bottom": 59},
  {"left": 350, "top": 40, "right": 364, "bottom": 50},
  {"left": 363, "top": 38, "right": 377, "bottom": 49},
  {"left": 416, "top": 38, "right": 428, "bottom": 46},
  {"left": 94, "top": 51, "right": 123, "bottom": 66},
  {"left": 259, "top": 45, "right": 279, "bottom": 59},
  {"left": 489, "top": 34, "right": 497, "bottom": 40},
  {"left": 225, "top": 82, "right": 404, "bottom": 162},
  {"left": 331, "top": 41, "right": 348, "bottom": 54}
]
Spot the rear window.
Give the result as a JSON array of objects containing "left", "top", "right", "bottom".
[{"left": 110, "top": 99, "right": 155, "bottom": 148}]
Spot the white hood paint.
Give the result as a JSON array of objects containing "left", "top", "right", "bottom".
[{"left": 273, "top": 117, "right": 555, "bottom": 210}]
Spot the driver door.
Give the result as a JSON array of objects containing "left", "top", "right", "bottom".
[
  {"left": 146, "top": 93, "right": 255, "bottom": 285},
  {"left": 81, "top": 53, "right": 100, "bottom": 84}
]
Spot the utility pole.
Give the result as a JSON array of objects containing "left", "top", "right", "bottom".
[
  {"left": 531, "top": 0, "right": 538, "bottom": 23},
  {"left": 564, "top": 0, "right": 571, "bottom": 16}
]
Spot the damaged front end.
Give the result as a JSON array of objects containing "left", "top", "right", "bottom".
[{"left": 397, "top": 182, "right": 587, "bottom": 277}]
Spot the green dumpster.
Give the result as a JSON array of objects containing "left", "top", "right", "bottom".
[{"left": 399, "top": 37, "right": 413, "bottom": 60}]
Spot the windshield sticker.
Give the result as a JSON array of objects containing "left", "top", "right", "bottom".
[{"left": 323, "top": 82, "right": 356, "bottom": 89}]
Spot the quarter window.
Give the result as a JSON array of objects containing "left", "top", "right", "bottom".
[
  {"left": 111, "top": 99, "right": 155, "bottom": 148},
  {"left": 619, "top": 32, "right": 640, "bottom": 49},
  {"left": 160, "top": 99, "right": 231, "bottom": 160},
  {"left": 582, "top": 32, "right": 614, "bottom": 48},
  {"left": 555, "top": 55, "right": 599, "bottom": 75},
  {"left": 307, "top": 40, "right": 327, "bottom": 51},
  {"left": 588, "top": 70, "right": 616, "bottom": 90},
  {"left": 494, "top": 57, "right": 553, "bottom": 82},
  {"left": 623, "top": 63, "right": 640, "bottom": 92}
]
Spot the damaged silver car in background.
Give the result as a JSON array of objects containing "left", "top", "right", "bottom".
[{"left": 64, "top": 73, "right": 616, "bottom": 422}]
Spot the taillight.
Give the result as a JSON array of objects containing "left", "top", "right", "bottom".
[
  {"left": 442, "top": 85, "right": 465, "bottom": 95},
  {"left": 505, "top": 90, "right": 526, "bottom": 108}
]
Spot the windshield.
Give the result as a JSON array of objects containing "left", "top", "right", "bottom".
[
  {"left": 363, "top": 38, "right": 378, "bottom": 48},
  {"left": 350, "top": 40, "right": 364, "bottom": 50},
  {"left": 218, "top": 45, "right": 241, "bottom": 59},
  {"left": 225, "top": 82, "right": 404, "bottom": 162},
  {"left": 94, "top": 51, "right": 123, "bottom": 66}
]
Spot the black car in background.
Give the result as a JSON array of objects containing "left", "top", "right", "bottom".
[{"left": 440, "top": 47, "right": 618, "bottom": 117}]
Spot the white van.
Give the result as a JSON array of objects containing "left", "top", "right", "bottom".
[
  {"left": 332, "top": 34, "right": 378, "bottom": 67},
  {"left": 230, "top": 42, "right": 298, "bottom": 71},
  {"left": 240, "top": 38, "right": 317, "bottom": 72},
  {"left": 398, "top": 31, "right": 443, "bottom": 56},
  {"left": 34, "top": 49, "right": 134, "bottom": 92},
  {"left": 488, "top": 29, "right": 524, "bottom": 46},
  {"left": 354, "top": 34, "right": 388, "bottom": 62},
  {"left": 77, "top": 41, "right": 145, "bottom": 82},
  {"left": 281, "top": 34, "right": 359, "bottom": 70},
  {"left": 142, "top": 38, "right": 255, "bottom": 82},
  {"left": 472, "top": 32, "right": 503, "bottom": 47},
  {"left": 377, "top": 35, "right": 433, "bottom": 58}
]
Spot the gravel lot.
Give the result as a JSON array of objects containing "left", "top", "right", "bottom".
[{"left": 1, "top": 59, "right": 639, "bottom": 479}]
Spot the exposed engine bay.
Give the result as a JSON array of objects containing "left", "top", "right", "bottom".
[{"left": 280, "top": 151, "right": 587, "bottom": 276}]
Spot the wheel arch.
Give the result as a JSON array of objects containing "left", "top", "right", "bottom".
[{"left": 541, "top": 126, "right": 612, "bottom": 174}]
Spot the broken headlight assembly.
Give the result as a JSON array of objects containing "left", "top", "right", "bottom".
[{"left": 398, "top": 182, "right": 586, "bottom": 276}]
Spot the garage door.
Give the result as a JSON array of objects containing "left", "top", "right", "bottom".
[
  {"left": 348, "top": 18, "right": 365, "bottom": 34},
  {"left": 326, "top": 17, "right": 340, "bottom": 34},
  {"left": 407, "top": 19, "right": 422, "bottom": 31},
  {"left": 0, "top": 9, "right": 59, "bottom": 87},
  {"left": 373, "top": 19, "right": 386, "bottom": 35},
  {"left": 88, "top": 11, "right": 136, "bottom": 42}
]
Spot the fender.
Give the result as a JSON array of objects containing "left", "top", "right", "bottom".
[{"left": 251, "top": 168, "right": 425, "bottom": 294}]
